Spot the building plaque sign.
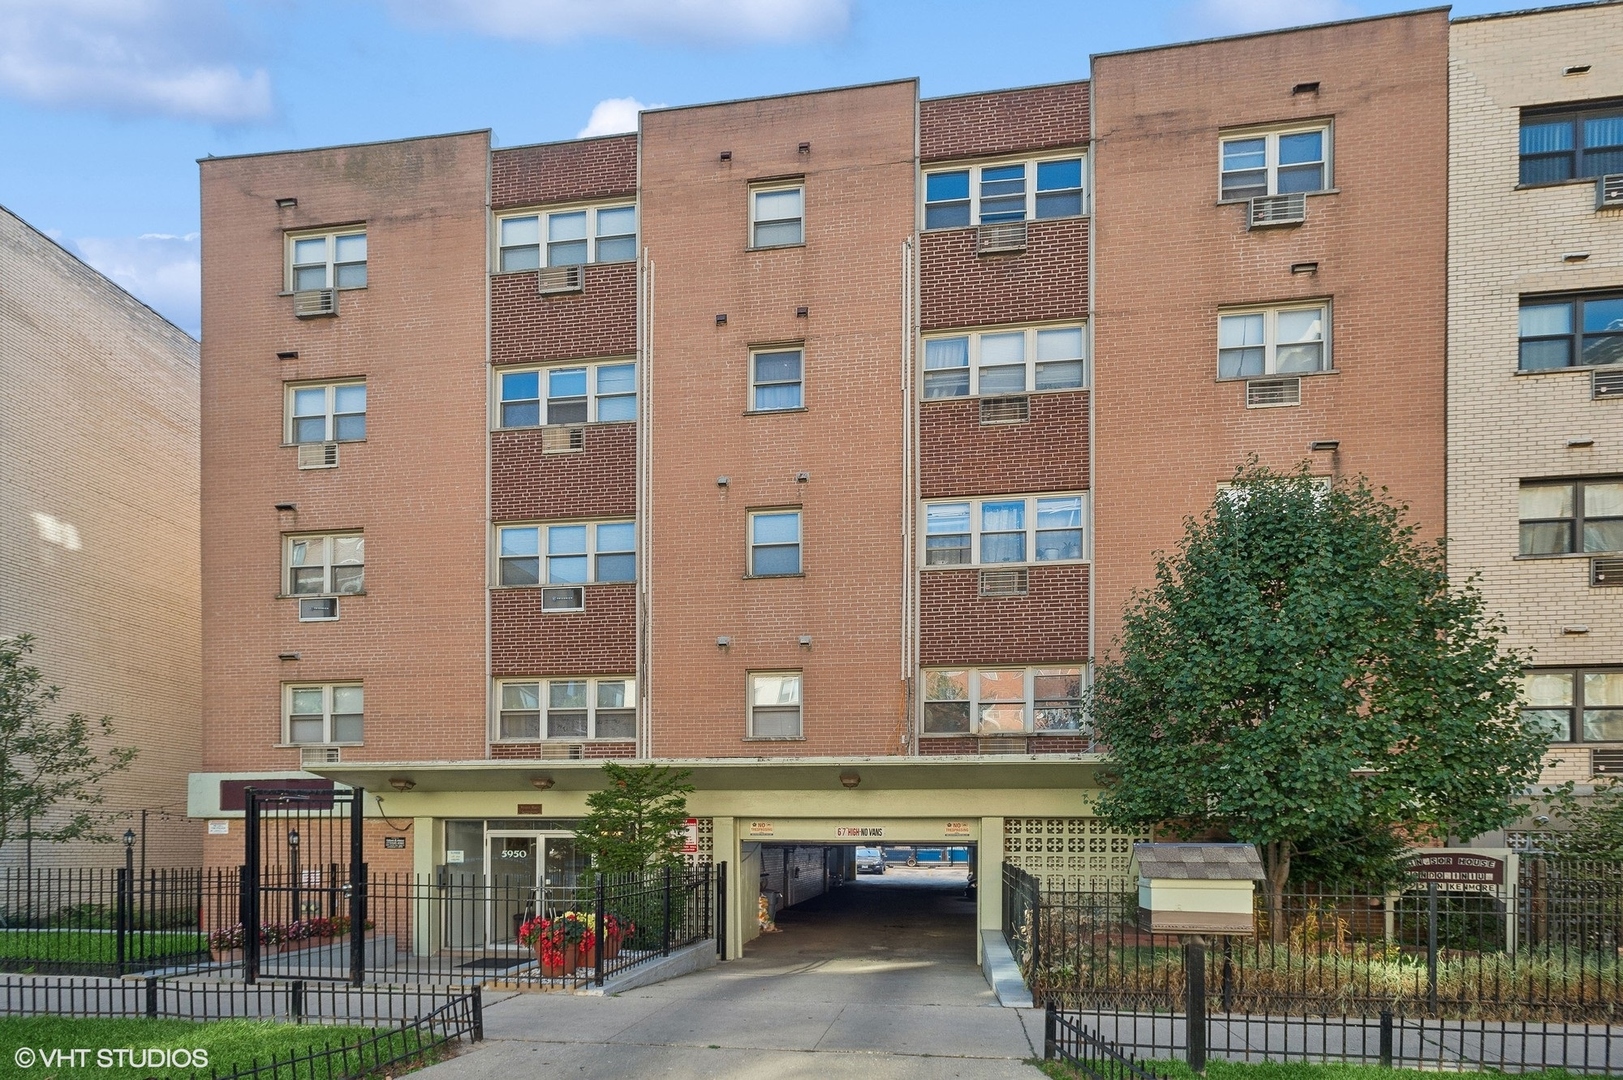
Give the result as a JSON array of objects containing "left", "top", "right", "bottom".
[
  {"left": 382, "top": 836, "right": 406, "bottom": 850},
  {"left": 1406, "top": 852, "right": 1504, "bottom": 885}
]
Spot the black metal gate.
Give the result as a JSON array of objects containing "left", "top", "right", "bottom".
[{"left": 241, "top": 787, "right": 366, "bottom": 985}]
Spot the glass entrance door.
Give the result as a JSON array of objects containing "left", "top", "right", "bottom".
[{"left": 487, "top": 833, "right": 539, "bottom": 949}]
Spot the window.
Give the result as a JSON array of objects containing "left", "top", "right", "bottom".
[
  {"left": 497, "top": 520, "right": 635, "bottom": 586},
  {"left": 922, "top": 667, "right": 1084, "bottom": 735},
  {"left": 751, "top": 347, "right": 803, "bottom": 411},
  {"left": 497, "top": 360, "right": 636, "bottom": 427},
  {"left": 286, "top": 534, "right": 364, "bottom": 603},
  {"left": 749, "top": 511, "right": 801, "bottom": 576},
  {"left": 749, "top": 672, "right": 802, "bottom": 737},
  {"left": 1218, "top": 304, "right": 1329, "bottom": 378},
  {"left": 1522, "top": 669, "right": 1623, "bottom": 743},
  {"left": 285, "top": 683, "right": 362, "bottom": 745},
  {"left": 1219, "top": 126, "right": 1330, "bottom": 199},
  {"left": 287, "top": 382, "right": 366, "bottom": 443},
  {"left": 288, "top": 230, "right": 366, "bottom": 291},
  {"left": 923, "top": 494, "right": 1086, "bottom": 567},
  {"left": 923, "top": 156, "right": 1084, "bottom": 229},
  {"left": 922, "top": 324, "right": 1086, "bottom": 398},
  {"left": 497, "top": 205, "right": 637, "bottom": 271},
  {"left": 1519, "top": 480, "right": 1623, "bottom": 555},
  {"left": 1519, "top": 103, "right": 1623, "bottom": 185},
  {"left": 1518, "top": 293, "right": 1623, "bottom": 370},
  {"left": 497, "top": 677, "right": 635, "bottom": 741},
  {"left": 751, "top": 186, "right": 804, "bottom": 248}
]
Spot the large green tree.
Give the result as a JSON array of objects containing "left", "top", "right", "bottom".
[
  {"left": 0, "top": 634, "right": 137, "bottom": 852},
  {"left": 1090, "top": 466, "right": 1547, "bottom": 935},
  {"left": 572, "top": 762, "right": 695, "bottom": 876}
]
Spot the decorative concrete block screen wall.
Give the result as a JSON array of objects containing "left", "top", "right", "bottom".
[{"left": 1003, "top": 817, "right": 1148, "bottom": 889}]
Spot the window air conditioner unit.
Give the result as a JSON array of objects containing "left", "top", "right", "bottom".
[
  {"left": 300, "top": 746, "right": 341, "bottom": 766},
  {"left": 541, "top": 586, "right": 585, "bottom": 611},
  {"left": 976, "top": 221, "right": 1027, "bottom": 255},
  {"left": 979, "top": 395, "right": 1030, "bottom": 425},
  {"left": 536, "top": 265, "right": 585, "bottom": 295},
  {"left": 297, "top": 441, "right": 339, "bottom": 469},
  {"left": 1596, "top": 174, "right": 1623, "bottom": 210},
  {"left": 1591, "top": 557, "right": 1623, "bottom": 587},
  {"left": 1248, "top": 192, "right": 1307, "bottom": 228},
  {"left": 1592, "top": 368, "right": 1623, "bottom": 399},
  {"left": 1593, "top": 749, "right": 1623, "bottom": 775},
  {"left": 298, "top": 597, "right": 338, "bottom": 621},
  {"left": 541, "top": 425, "right": 586, "bottom": 453},
  {"left": 979, "top": 568, "right": 1029, "bottom": 597},
  {"left": 1246, "top": 377, "right": 1302, "bottom": 408},
  {"left": 293, "top": 288, "right": 337, "bottom": 317}
]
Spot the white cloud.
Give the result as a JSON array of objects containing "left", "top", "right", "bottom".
[
  {"left": 578, "top": 97, "right": 663, "bottom": 138},
  {"left": 73, "top": 232, "right": 201, "bottom": 338},
  {"left": 1179, "top": 0, "right": 1359, "bottom": 35},
  {"left": 0, "top": 0, "right": 272, "bottom": 122},
  {"left": 387, "top": 0, "right": 851, "bottom": 46}
]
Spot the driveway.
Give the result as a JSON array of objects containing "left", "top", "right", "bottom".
[{"left": 416, "top": 875, "right": 1046, "bottom": 1079}]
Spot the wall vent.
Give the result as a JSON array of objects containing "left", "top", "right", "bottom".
[
  {"left": 297, "top": 441, "right": 339, "bottom": 469},
  {"left": 1591, "top": 557, "right": 1623, "bottom": 587},
  {"left": 1248, "top": 192, "right": 1307, "bottom": 228},
  {"left": 540, "top": 742, "right": 586, "bottom": 760},
  {"left": 977, "top": 221, "right": 1028, "bottom": 255},
  {"left": 300, "top": 746, "right": 340, "bottom": 766},
  {"left": 978, "top": 736, "right": 1029, "bottom": 755},
  {"left": 293, "top": 289, "right": 337, "bottom": 317},
  {"left": 979, "top": 395, "right": 1030, "bottom": 425},
  {"left": 979, "top": 568, "right": 1029, "bottom": 597},
  {"left": 537, "top": 264, "right": 585, "bottom": 295},
  {"left": 1246, "top": 377, "right": 1302, "bottom": 408},
  {"left": 541, "top": 425, "right": 586, "bottom": 453},
  {"left": 298, "top": 597, "right": 338, "bottom": 621},
  {"left": 1593, "top": 749, "right": 1623, "bottom": 775},
  {"left": 1592, "top": 368, "right": 1623, "bottom": 399},
  {"left": 1597, "top": 174, "right": 1623, "bottom": 209},
  {"left": 542, "top": 586, "right": 585, "bottom": 611}
]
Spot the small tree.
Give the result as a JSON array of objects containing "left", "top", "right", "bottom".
[
  {"left": 0, "top": 634, "right": 137, "bottom": 852},
  {"left": 1090, "top": 465, "right": 1548, "bottom": 938},
  {"left": 1526, "top": 780, "right": 1623, "bottom": 860},
  {"left": 572, "top": 762, "right": 694, "bottom": 876}
]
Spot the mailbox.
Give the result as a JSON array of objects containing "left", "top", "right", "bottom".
[{"left": 1134, "top": 843, "right": 1264, "bottom": 936}]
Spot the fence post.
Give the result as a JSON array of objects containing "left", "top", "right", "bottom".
[
  {"left": 1221, "top": 935, "right": 1234, "bottom": 1012},
  {"left": 1185, "top": 939, "right": 1207, "bottom": 1075},
  {"left": 291, "top": 980, "right": 305, "bottom": 1022},
  {"left": 243, "top": 788, "right": 261, "bottom": 985},
  {"left": 115, "top": 866, "right": 129, "bottom": 976},
  {"left": 145, "top": 977, "right": 158, "bottom": 1019},
  {"left": 1426, "top": 882, "right": 1439, "bottom": 1013},
  {"left": 662, "top": 864, "right": 673, "bottom": 957},
  {"left": 1379, "top": 1009, "right": 1393, "bottom": 1068},
  {"left": 1043, "top": 1000, "right": 1057, "bottom": 1060},
  {"left": 471, "top": 984, "right": 484, "bottom": 1042},
  {"left": 716, "top": 862, "right": 728, "bottom": 961},
  {"left": 594, "top": 873, "right": 606, "bottom": 988}
]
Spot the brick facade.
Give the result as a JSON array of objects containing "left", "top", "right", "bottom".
[
  {"left": 491, "top": 423, "right": 636, "bottom": 520},
  {"left": 919, "top": 565, "right": 1089, "bottom": 665},
  {"left": 491, "top": 263, "right": 637, "bottom": 366},
  {"left": 920, "top": 83, "right": 1089, "bottom": 162},
  {"left": 919, "top": 219, "right": 1088, "bottom": 331},
  {"left": 492, "top": 135, "right": 638, "bottom": 209},
  {"left": 490, "top": 584, "right": 636, "bottom": 675},
  {"left": 919, "top": 391, "right": 1088, "bottom": 498}
]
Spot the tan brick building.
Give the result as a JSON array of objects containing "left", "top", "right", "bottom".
[
  {"left": 1448, "top": 2, "right": 1623, "bottom": 788},
  {"left": 0, "top": 205, "right": 201, "bottom": 868}
]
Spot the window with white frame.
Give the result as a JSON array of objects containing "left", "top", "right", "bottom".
[
  {"left": 922, "top": 667, "right": 1084, "bottom": 735},
  {"left": 497, "top": 205, "right": 637, "bottom": 271},
  {"left": 922, "top": 324, "right": 1086, "bottom": 399},
  {"left": 497, "top": 360, "right": 636, "bottom": 427},
  {"left": 749, "top": 672, "right": 802, "bottom": 737},
  {"left": 288, "top": 230, "right": 367, "bottom": 291},
  {"left": 1217, "top": 304, "right": 1328, "bottom": 378},
  {"left": 751, "top": 185, "right": 804, "bottom": 248},
  {"left": 749, "top": 510, "right": 801, "bottom": 576},
  {"left": 922, "top": 494, "right": 1086, "bottom": 567},
  {"left": 285, "top": 683, "right": 363, "bottom": 745},
  {"left": 497, "top": 677, "right": 636, "bottom": 741},
  {"left": 287, "top": 382, "right": 366, "bottom": 443},
  {"left": 923, "top": 156, "right": 1085, "bottom": 229},
  {"left": 1219, "top": 126, "right": 1330, "bottom": 200},
  {"left": 1521, "top": 669, "right": 1623, "bottom": 744},
  {"left": 286, "top": 533, "right": 364, "bottom": 598},
  {"left": 750, "top": 347, "right": 803, "bottom": 411},
  {"left": 497, "top": 520, "right": 635, "bottom": 586}
]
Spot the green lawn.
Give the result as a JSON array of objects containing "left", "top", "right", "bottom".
[
  {"left": 0, "top": 931, "right": 206, "bottom": 966},
  {"left": 0, "top": 1016, "right": 441, "bottom": 1079},
  {"left": 1032, "top": 1060, "right": 1583, "bottom": 1080}
]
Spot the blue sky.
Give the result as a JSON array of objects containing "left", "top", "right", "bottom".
[{"left": 0, "top": 0, "right": 1505, "bottom": 338}]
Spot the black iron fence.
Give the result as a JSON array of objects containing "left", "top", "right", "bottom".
[
  {"left": 0, "top": 867, "right": 208, "bottom": 976},
  {"left": 1044, "top": 1003, "right": 1168, "bottom": 1080}
]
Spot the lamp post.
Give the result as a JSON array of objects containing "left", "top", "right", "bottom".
[
  {"left": 288, "top": 828, "right": 302, "bottom": 923},
  {"left": 118, "top": 829, "right": 136, "bottom": 973}
]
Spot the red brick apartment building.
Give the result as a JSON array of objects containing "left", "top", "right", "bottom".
[{"left": 193, "top": 11, "right": 1450, "bottom": 961}]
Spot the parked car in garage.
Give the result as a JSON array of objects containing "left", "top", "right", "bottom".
[{"left": 855, "top": 846, "right": 886, "bottom": 874}]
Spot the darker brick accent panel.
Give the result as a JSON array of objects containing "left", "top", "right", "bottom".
[
  {"left": 493, "top": 135, "right": 638, "bottom": 209},
  {"left": 920, "top": 391, "right": 1088, "bottom": 498},
  {"left": 919, "top": 564, "right": 1087, "bottom": 665},
  {"left": 920, "top": 83, "right": 1088, "bottom": 162},
  {"left": 492, "top": 583, "right": 635, "bottom": 675},
  {"left": 492, "top": 422, "right": 636, "bottom": 520},
  {"left": 920, "top": 218, "right": 1087, "bottom": 331},
  {"left": 492, "top": 742, "right": 636, "bottom": 759},
  {"left": 492, "top": 262, "right": 637, "bottom": 365}
]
